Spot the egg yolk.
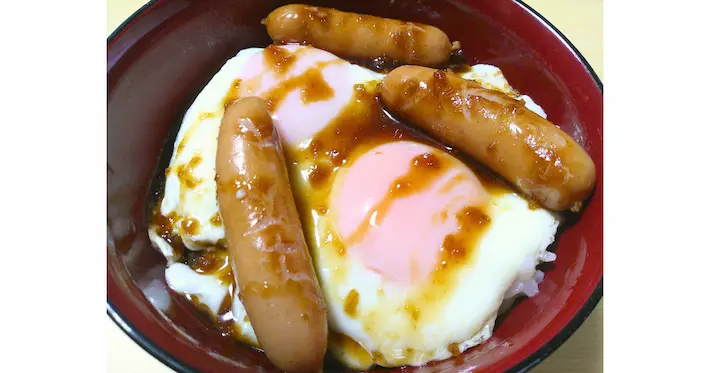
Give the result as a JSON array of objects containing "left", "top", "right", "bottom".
[{"left": 331, "top": 141, "right": 489, "bottom": 284}]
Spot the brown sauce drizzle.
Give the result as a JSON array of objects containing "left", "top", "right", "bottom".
[
  {"left": 222, "top": 78, "right": 242, "bottom": 109},
  {"left": 263, "top": 44, "right": 297, "bottom": 74},
  {"left": 436, "top": 206, "right": 490, "bottom": 274},
  {"left": 292, "top": 82, "right": 439, "bottom": 194},
  {"left": 343, "top": 289, "right": 360, "bottom": 317},
  {"left": 180, "top": 217, "right": 200, "bottom": 235},
  {"left": 153, "top": 211, "right": 177, "bottom": 240},
  {"left": 305, "top": 162, "right": 332, "bottom": 188},
  {"left": 151, "top": 211, "right": 186, "bottom": 261},
  {"left": 184, "top": 281, "right": 254, "bottom": 344},
  {"left": 351, "top": 55, "right": 402, "bottom": 74},
  {"left": 151, "top": 209, "right": 233, "bottom": 288},
  {"left": 446, "top": 45, "right": 470, "bottom": 74},
  {"left": 184, "top": 249, "right": 230, "bottom": 276},
  {"left": 401, "top": 205, "right": 491, "bottom": 325},
  {"left": 447, "top": 64, "right": 472, "bottom": 74},
  {"left": 344, "top": 152, "right": 449, "bottom": 247},
  {"left": 159, "top": 243, "right": 245, "bottom": 342},
  {"left": 176, "top": 155, "right": 202, "bottom": 189},
  {"left": 262, "top": 63, "right": 336, "bottom": 111},
  {"left": 447, "top": 343, "right": 461, "bottom": 356}
]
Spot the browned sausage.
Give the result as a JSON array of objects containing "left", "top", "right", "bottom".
[
  {"left": 378, "top": 66, "right": 596, "bottom": 211},
  {"left": 215, "top": 97, "right": 327, "bottom": 373},
  {"left": 263, "top": 4, "right": 453, "bottom": 67}
]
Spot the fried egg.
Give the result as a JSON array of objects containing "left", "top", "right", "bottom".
[
  {"left": 315, "top": 141, "right": 558, "bottom": 368},
  {"left": 148, "top": 44, "right": 559, "bottom": 367}
]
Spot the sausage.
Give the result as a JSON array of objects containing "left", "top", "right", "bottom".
[
  {"left": 263, "top": 4, "right": 453, "bottom": 68},
  {"left": 215, "top": 97, "right": 327, "bottom": 373},
  {"left": 378, "top": 66, "right": 596, "bottom": 211}
]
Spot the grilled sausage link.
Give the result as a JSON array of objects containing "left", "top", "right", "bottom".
[
  {"left": 379, "top": 66, "right": 596, "bottom": 211},
  {"left": 215, "top": 97, "right": 327, "bottom": 373},
  {"left": 264, "top": 4, "right": 453, "bottom": 67}
]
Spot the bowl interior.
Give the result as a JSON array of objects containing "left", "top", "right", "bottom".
[{"left": 107, "top": 1, "right": 602, "bottom": 372}]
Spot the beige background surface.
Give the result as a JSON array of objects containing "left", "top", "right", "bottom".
[{"left": 107, "top": 0, "right": 603, "bottom": 371}]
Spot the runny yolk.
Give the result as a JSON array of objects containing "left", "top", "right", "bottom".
[{"left": 331, "top": 141, "right": 489, "bottom": 283}]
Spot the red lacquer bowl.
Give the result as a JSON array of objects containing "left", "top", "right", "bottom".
[{"left": 107, "top": 1, "right": 603, "bottom": 372}]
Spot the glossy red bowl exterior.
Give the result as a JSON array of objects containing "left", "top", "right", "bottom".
[{"left": 107, "top": 1, "right": 603, "bottom": 372}]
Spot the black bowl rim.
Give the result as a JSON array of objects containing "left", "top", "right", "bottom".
[{"left": 106, "top": 0, "right": 603, "bottom": 372}]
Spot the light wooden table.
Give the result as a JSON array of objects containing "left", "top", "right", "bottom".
[{"left": 107, "top": 1, "right": 603, "bottom": 371}]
